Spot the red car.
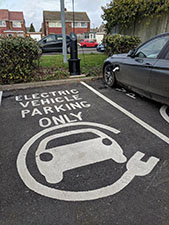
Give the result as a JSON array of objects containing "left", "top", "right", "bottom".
[{"left": 79, "top": 39, "right": 98, "bottom": 48}]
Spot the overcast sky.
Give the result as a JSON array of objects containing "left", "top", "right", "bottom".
[{"left": 0, "top": 0, "right": 111, "bottom": 31}]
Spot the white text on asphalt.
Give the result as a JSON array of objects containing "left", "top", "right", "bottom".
[{"left": 15, "top": 89, "right": 91, "bottom": 128}]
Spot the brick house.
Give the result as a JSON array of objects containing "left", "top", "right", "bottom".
[
  {"left": 43, "top": 10, "right": 90, "bottom": 38},
  {"left": 0, "top": 9, "right": 26, "bottom": 37}
]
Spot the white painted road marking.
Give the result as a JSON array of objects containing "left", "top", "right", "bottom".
[
  {"left": 36, "top": 128, "right": 126, "bottom": 184},
  {"left": 81, "top": 82, "right": 169, "bottom": 145},
  {"left": 17, "top": 122, "right": 159, "bottom": 201},
  {"left": 0, "top": 91, "right": 3, "bottom": 106},
  {"left": 160, "top": 105, "right": 169, "bottom": 124},
  {"left": 126, "top": 93, "right": 136, "bottom": 99}
]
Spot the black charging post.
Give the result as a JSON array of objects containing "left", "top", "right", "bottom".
[{"left": 68, "top": 32, "right": 80, "bottom": 75}]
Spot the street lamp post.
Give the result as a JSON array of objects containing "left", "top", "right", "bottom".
[{"left": 60, "top": 0, "right": 67, "bottom": 63}]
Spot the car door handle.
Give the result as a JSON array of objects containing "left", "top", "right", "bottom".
[
  {"left": 145, "top": 62, "right": 152, "bottom": 66},
  {"left": 135, "top": 59, "right": 143, "bottom": 63}
]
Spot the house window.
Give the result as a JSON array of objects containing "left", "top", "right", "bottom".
[
  {"left": 13, "top": 21, "right": 22, "bottom": 28},
  {"left": 89, "top": 33, "right": 96, "bottom": 39},
  {"left": 72, "top": 22, "right": 88, "bottom": 28},
  {"left": 0, "top": 20, "right": 6, "bottom": 27},
  {"left": 85, "top": 33, "right": 89, "bottom": 38},
  {"left": 81, "top": 22, "right": 88, "bottom": 28},
  {"left": 49, "top": 22, "right": 62, "bottom": 27}
]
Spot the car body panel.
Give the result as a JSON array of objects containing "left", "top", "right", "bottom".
[
  {"left": 80, "top": 39, "right": 98, "bottom": 48},
  {"left": 103, "top": 33, "right": 169, "bottom": 105},
  {"left": 119, "top": 57, "right": 158, "bottom": 94},
  {"left": 38, "top": 34, "right": 70, "bottom": 53},
  {"left": 97, "top": 43, "right": 105, "bottom": 52},
  {"left": 149, "top": 59, "right": 169, "bottom": 100}
]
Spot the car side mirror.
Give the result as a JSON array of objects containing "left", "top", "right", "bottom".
[{"left": 127, "top": 49, "right": 135, "bottom": 57}]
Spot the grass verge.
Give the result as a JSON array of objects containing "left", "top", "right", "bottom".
[
  {"left": 36, "top": 53, "right": 107, "bottom": 81},
  {"left": 0, "top": 53, "right": 107, "bottom": 84}
]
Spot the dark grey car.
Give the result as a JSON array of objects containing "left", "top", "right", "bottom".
[
  {"left": 38, "top": 34, "right": 70, "bottom": 53},
  {"left": 103, "top": 33, "right": 169, "bottom": 105}
]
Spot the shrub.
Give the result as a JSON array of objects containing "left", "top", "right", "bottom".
[
  {"left": 103, "top": 34, "right": 141, "bottom": 55},
  {"left": 0, "top": 37, "right": 40, "bottom": 84}
]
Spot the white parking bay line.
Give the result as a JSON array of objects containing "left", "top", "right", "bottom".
[
  {"left": 160, "top": 105, "right": 169, "bottom": 124},
  {"left": 81, "top": 81, "right": 169, "bottom": 145},
  {"left": 0, "top": 91, "right": 2, "bottom": 106}
]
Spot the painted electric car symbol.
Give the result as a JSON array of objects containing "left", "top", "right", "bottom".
[
  {"left": 17, "top": 122, "right": 160, "bottom": 201},
  {"left": 36, "top": 128, "right": 127, "bottom": 184}
]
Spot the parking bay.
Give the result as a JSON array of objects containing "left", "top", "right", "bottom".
[{"left": 0, "top": 79, "right": 169, "bottom": 225}]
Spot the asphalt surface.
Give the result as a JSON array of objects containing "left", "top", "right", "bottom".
[{"left": 0, "top": 79, "right": 169, "bottom": 225}]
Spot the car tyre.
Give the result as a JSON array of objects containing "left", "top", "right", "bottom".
[
  {"left": 104, "top": 64, "right": 116, "bottom": 87},
  {"left": 67, "top": 46, "right": 70, "bottom": 54}
]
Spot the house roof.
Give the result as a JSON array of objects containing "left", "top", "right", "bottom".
[
  {"left": 0, "top": 9, "right": 24, "bottom": 21},
  {"left": 44, "top": 11, "right": 90, "bottom": 22},
  {"left": 0, "top": 9, "right": 9, "bottom": 20},
  {"left": 9, "top": 11, "right": 24, "bottom": 21}
]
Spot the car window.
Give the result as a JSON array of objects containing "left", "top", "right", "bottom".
[
  {"left": 57, "top": 35, "right": 62, "bottom": 40},
  {"left": 135, "top": 36, "right": 169, "bottom": 58},
  {"left": 45, "top": 35, "right": 56, "bottom": 42},
  {"left": 66, "top": 36, "right": 70, "bottom": 41},
  {"left": 90, "top": 41, "right": 94, "bottom": 43},
  {"left": 164, "top": 49, "right": 169, "bottom": 59}
]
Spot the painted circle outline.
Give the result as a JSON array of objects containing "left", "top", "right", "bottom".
[
  {"left": 16, "top": 122, "right": 131, "bottom": 201},
  {"left": 160, "top": 105, "right": 169, "bottom": 124}
]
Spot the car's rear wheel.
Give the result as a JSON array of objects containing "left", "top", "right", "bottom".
[
  {"left": 82, "top": 45, "right": 86, "bottom": 48},
  {"left": 67, "top": 46, "right": 70, "bottom": 54},
  {"left": 104, "top": 64, "right": 116, "bottom": 87}
]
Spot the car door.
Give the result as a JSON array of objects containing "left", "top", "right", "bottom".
[
  {"left": 89, "top": 40, "right": 95, "bottom": 47},
  {"left": 42, "top": 34, "right": 57, "bottom": 52},
  {"left": 56, "top": 34, "right": 63, "bottom": 51},
  {"left": 119, "top": 35, "right": 169, "bottom": 95},
  {"left": 148, "top": 43, "right": 169, "bottom": 102},
  {"left": 85, "top": 40, "right": 90, "bottom": 47}
]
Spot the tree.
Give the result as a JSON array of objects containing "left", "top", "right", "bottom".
[
  {"left": 29, "top": 23, "right": 35, "bottom": 32},
  {"left": 102, "top": 0, "right": 169, "bottom": 34}
]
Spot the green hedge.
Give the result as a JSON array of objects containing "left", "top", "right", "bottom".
[
  {"left": 103, "top": 34, "right": 141, "bottom": 56},
  {"left": 0, "top": 37, "right": 40, "bottom": 84}
]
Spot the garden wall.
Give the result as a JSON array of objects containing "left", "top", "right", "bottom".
[{"left": 121, "top": 13, "right": 169, "bottom": 43}]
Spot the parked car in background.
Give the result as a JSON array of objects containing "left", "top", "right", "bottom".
[
  {"left": 38, "top": 34, "right": 70, "bottom": 53},
  {"left": 79, "top": 39, "right": 98, "bottom": 48},
  {"left": 97, "top": 43, "right": 105, "bottom": 52},
  {"left": 103, "top": 32, "right": 169, "bottom": 105}
]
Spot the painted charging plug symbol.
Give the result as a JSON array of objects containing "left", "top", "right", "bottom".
[{"left": 126, "top": 151, "right": 159, "bottom": 177}]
